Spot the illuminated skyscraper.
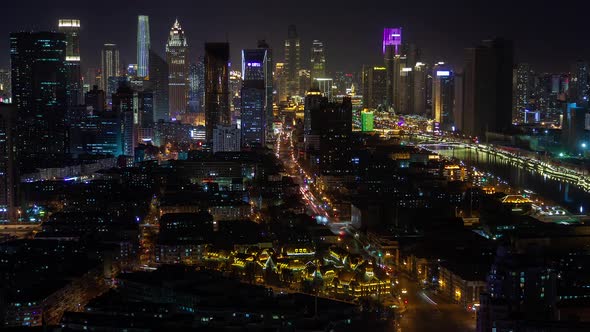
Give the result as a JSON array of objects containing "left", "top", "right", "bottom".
[
  {"left": 432, "top": 63, "right": 455, "bottom": 128},
  {"left": 0, "top": 69, "right": 10, "bottom": 102},
  {"left": 166, "top": 19, "right": 189, "bottom": 120},
  {"left": 204, "top": 43, "right": 230, "bottom": 141},
  {"left": 384, "top": 28, "right": 402, "bottom": 107},
  {"left": 284, "top": 25, "right": 301, "bottom": 98},
  {"left": 310, "top": 40, "right": 326, "bottom": 82},
  {"left": 58, "top": 19, "right": 82, "bottom": 106},
  {"left": 413, "top": 62, "right": 427, "bottom": 114},
  {"left": 514, "top": 63, "right": 534, "bottom": 122},
  {"left": 188, "top": 59, "right": 205, "bottom": 114},
  {"left": 137, "top": 15, "right": 150, "bottom": 79},
  {"left": 275, "top": 62, "right": 286, "bottom": 102},
  {"left": 361, "top": 65, "right": 387, "bottom": 109},
  {"left": 257, "top": 40, "right": 274, "bottom": 139},
  {"left": 571, "top": 61, "right": 589, "bottom": 105},
  {"left": 241, "top": 49, "right": 266, "bottom": 147},
  {"left": 101, "top": 43, "right": 120, "bottom": 106},
  {"left": 10, "top": 31, "right": 67, "bottom": 164}
]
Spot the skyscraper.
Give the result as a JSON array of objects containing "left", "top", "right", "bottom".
[
  {"left": 413, "top": 62, "right": 427, "bottom": 114},
  {"left": 310, "top": 40, "right": 326, "bottom": 82},
  {"left": 318, "top": 97, "right": 352, "bottom": 176},
  {"left": 257, "top": 40, "right": 274, "bottom": 140},
  {"left": 10, "top": 32, "right": 67, "bottom": 164},
  {"left": 58, "top": 19, "right": 82, "bottom": 106},
  {"left": 101, "top": 43, "right": 120, "bottom": 107},
  {"left": 188, "top": 59, "right": 205, "bottom": 115},
  {"left": 149, "top": 49, "right": 169, "bottom": 122},
  {"left": 432, "top": 63, "right": 455, "bottom": 129},
  {"left": 284, "top": 25, "right": 301, "bottom": 98},
  {"left": 514, "top": 63, "right": 534, "bottom": 122},
  {"left": 241, "top": 49, "right": 266, "bottom": 147},
  {"left": 137, "top": 15, "right": 150, "bottom": 78},
  {"left": 383, "top": 28, "right": 402, "bottom": 107},
  {"left": 0, "top": 104, "right": 17, "bottom": 223},
  {"left": 166, "top": 19, "right": 189, "bottom": 120},
  {"left": 571, "top": 61, "right": 589, "bottom": 105},
  {"left": 204, "top": 43, "right": 230, "bottom": 141},
  {"left": 361, "top": 65, "right": 387, "bottom": 109},
  {"left": 0, "top": 69, "right": 10, "bottom": 102},
  {"left": 462, "top": 38, "right": 514, "bottom": 137}
]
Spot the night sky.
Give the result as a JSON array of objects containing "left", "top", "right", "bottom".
[{"left": 1, "top": 0, "right": 588, "bottom": 73}]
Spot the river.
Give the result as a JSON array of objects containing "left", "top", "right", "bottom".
[{"left": 431, "top": 146, "right": 589, "bottom": 214}]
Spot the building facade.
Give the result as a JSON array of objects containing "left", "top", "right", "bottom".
[
  {"left": 166, "top": 19, "right": 189, "bottom": 120},
  {"left": 137, "top": 15, "right": 150, "bottom": 78},
  {"left": 204, "top": 43, "right": 230, "bottom": 141}
]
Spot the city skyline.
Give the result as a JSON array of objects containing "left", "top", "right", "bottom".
[{"left": 0, "top": 0, "right": 588, "bottom": 73}]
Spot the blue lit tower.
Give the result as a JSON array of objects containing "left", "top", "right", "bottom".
[
  {"left": 241, "top": 49, "right": 267, "bottom": 147},
  {"left": 10, "top": 31, "right": 68, "bottom": 165},
  {"left": 137, "top": 15, "right": 150, "bottom": 79}
]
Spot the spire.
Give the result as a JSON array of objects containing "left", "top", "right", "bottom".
[{"left": 173, "top": 17, "right": 181, "bottom": 30}]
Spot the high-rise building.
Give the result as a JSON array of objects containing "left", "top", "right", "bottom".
[
  {"left": 137, "top": 15, "right": 150, "bottom": 79},
  {"left": 453, "top": 68, "right": 465, "bottom": 130},
  {"left": 361, "top": 66, "right": 387, "bottom": 109},
  {"left": 166, "top": 19, "right": 189, "bottom": 120},
  {"left": 318, "top": 97, "right": 352, "bottom": 176},
  {"left": 310, "top": 40, "right": 326, "bottom": 82},
  {"left": 212, "top": 125, "right": 240, "bottom": 153},
  {"left": 275, "top": 62, "right": 286, "bottom": 102},
  {"left": 188, "top": 59, "right": 205, "bottom": 114},
  {"left": 149, "top": 49, "right": 169, "bottom": 122},
  {"left": 284, "top": 25, "right": 301, "bottom": 97},
  {"left": 204, "top": 43, "right": 230, "bottom": 141},
  {"left": 10, "top": 32, "right": 67, "bottom": 164},
  {"left": 101, "top": 43, "right": 120, "bottom": 107},
  {"left": 0, "top": 104, "right": 17, "bottom": 223},
  {"left": 314, "top": 78, "right": 334, "bottom": 101},
  {"left": 257, "top": 40, "right": 274, "bottom": 139},
  {"left": 570, "top": 61, "right": 589, "bottom": 105},
  {"left": 112, "top": 82, "right": 136, "bottom": 156},
  {"left": 561, "top": 102, "right": 589, "bottom": 153},
  {"left": 432, "top": 63, "right": 455, "bottom": 129},
  {"left": 85, "top": 85, "right": 105, "bottom": 113},
  {"left": 513, "top": 63, "right": 535, "bottom": 122},
  {"left": 241, "top": 49, "right": 267, "bottom": 147},
  {"left": 299, "top": 69, "right": 311, "bottom": 95},
  {"left": 383, "top": 28, "right": 402, "bottom": 107},
  {"left": 69, "top": 111, "right": 122, "bottom": 157},
  {"left": 462, "top": 38, "right": 514, "bottom": 138},
  {"left": 58, "top": 19, "right": 82, "bottom": 107},
  {"left": 413, "top": 62, "right": 427, "bottom": 114},
  {"left": 0, "top": 69, "right": 10, "bottom": 102}
]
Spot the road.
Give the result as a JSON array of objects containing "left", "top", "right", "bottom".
[{"left": 397, "top": 274, "right": 476, "bottom": 332}]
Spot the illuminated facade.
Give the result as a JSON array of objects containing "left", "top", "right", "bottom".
[
  {"left": 383, "top": 28, "right": 402, "bottom": 107},
  {"left": 10, "top": 32, "right": 68, "bottom": 163},
  {"left": 382, "top": 27, "right": 402, "bottom": 55},
  {"left": 257, "top": 40, "right": 274, "bottom": 140},
  {"left": 136, "top": 15, "right": 150, "bottom": 78},
  {"left": 284, "top": 25, "right": 301, "bottom": 97},
  {"left": 58, "top": 19, "right": 82, "bottom": 106},
  {"left": 361, "top": 66, "right": 387, "bottom": 109},
  {"left": 361, "top": 110, "right": 374, "bottom": 132},
  {"left": 310, "top": 40, "right": 326, "bottom": 82},
  {"left": 166, "top": 19, "right": 189, "bottom": 120},
  {"left": 241, "top": 49, "right": 267, "bottom": 147},
  {"left": 0, "top": 105, "right": 16, "bottom": 223},
  {"left": 101, "top": 43, "right": 120, "bottom": 106},
  {"left": 432, "top": 63, "right": 454, "bottom": 128},
  {"left": 204, "top": 43, "right": 230, "bottom": 141}
]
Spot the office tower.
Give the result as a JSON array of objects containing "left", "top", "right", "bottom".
[
  {"left": 392, "top": 44, "right": 420, "bottom": 114},
  {"left": 318, "top": 97, "right": 352, "bottom": 175},
  {"left": 166, "top": 19, "right": 189, "bottom": 120},
  {"left": 361, "top": 65, "right": 387, "bottom": 109},
  {"left": 310, "top": 40, "right": 326, "bottom": 81},
  {"left": 101, "top": 43, "right": 120, "bottom": 107},
  {"left": 149, "top": 49, "right": 169, "bottom": 121},
  {"left": 112, "top": 82, "right": 136, "bottom": 156},
  {"left": 229, "top": 70, "right": 242, "bottom": 118},
  {"left": 571, "top": 61, "right": 589, "bottom": 105},
  {"left": 204, "top": 43, "right": 230, "bottom": 141},
  {"left": 0, "top": 69, "right": 10, "bottom": 102},
  {"left": 275, "top": 62, "right": 286, "bottom": 102},
  {"left": 137, "top": 15, "right": 150, "bottom": 78},
  {"left": 299, "top": 69, "right": 311, "bottom": 95},
  {"left": 383, "top": 28, "right": 402, "bottom": 107},
  {"left": 257, "top": 40, "right": 274, "bottom": 139},
  {"left": 284, "top": 25, "right": 301, "bottom": 97},
  {"left": 463, "top": 38, "right": 514, "bottom": 137},
  {"left": 85, "top": 67, "right": 98, "bottom": 88},
  {"left": 85, "top": 85, "right": 105, "bottom": 113},
  {"left": 212, "top": 125, "right": 240, "bottom": 153},
  {"left": 0, "top": 105, "right": 17, "bottom": 223},
  {"left": 69, "top": 111, "right": 122, "bottom": 157},
  {"left": 188, "top": 60, "right": 205, "bottom": 114},
  {"left": 10, "top": 32, "right": 67, "bottom": 164},
  {"left": 513, "top": 63, "right": 535, "bottom": 122},
  {"left": 453, "top": 69, "right": 465, "bottom": 130},
  {"left": 314, "top": 78, "right": 334, "bottom": 101},
  {"left": 432, "top": 64, "right": 455, "bottom": 129},
  {"left": 413, "top": 62, "right": 427, "bottom": 114},
  {"left": 303, "top": 88, "right": 322, "bottom": 157},
  {"left": 241, "top": 49, "right": 266, "bottom": 147},
  {"left": 561, "top": 103, "right": 589, "bottom": 153},
  {"left": 58, "top": 19, "right": 82, "bottom": 107}
]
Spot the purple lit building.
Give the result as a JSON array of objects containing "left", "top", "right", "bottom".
[{"left": 383, "top": 28, "right": 402, "bottom": 55}]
